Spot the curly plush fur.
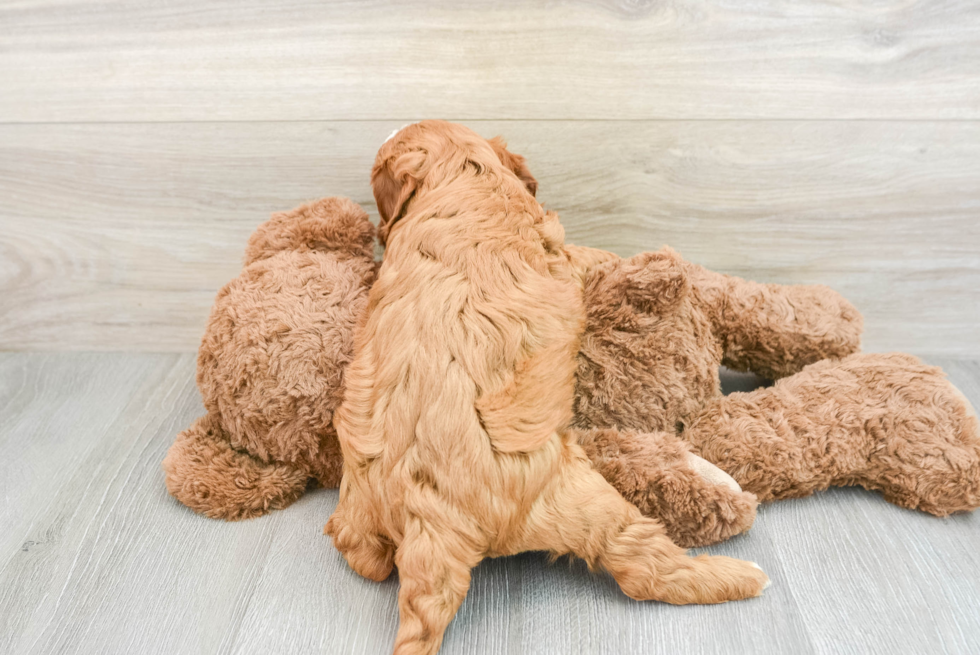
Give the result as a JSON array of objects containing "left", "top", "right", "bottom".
[
  {"left": 576, "top": 428, "right": 757, "bottom": 549},
  {"left": 572, "top": 245, "right": 980, "bottom": 523},
  {"left": 163, "top": 197, "right": 376, "bottom": 519},
  {"left": 687, "top": 353, "right": 980, "bottom": 514}
]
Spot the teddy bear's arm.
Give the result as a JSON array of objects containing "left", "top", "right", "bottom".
[
  {"left": 683, "top": 262, "right": 863, "bottom": 379},
  {"left": 574, "top": 427, "right": 757, "bottom": 547}
]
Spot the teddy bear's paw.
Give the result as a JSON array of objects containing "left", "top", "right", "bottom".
[
  {"left": 654, "top": 453, "right": 759, "bottom": 548},
  {"left": 880, "top": 377, "right": 980, "bottom": 516},
  {"left": 576, "top": 427, "right": 756, "bottom": 548},
  {"left": 685, "top": 452, "right": 741, "bottom": 494},
  {"left": 163, "top": 416, "right": 311, "bottom": 521},
  {"left": 807, "top": 354, "right": 980, "bottom": 516}
]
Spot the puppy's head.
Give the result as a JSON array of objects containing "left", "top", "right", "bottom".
[{"left": 371, "top": 121, "right": 539, "bottom": 245}]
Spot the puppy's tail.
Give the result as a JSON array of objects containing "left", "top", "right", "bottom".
[{"left": 163, "top": 414, "right": 309, "bottom": 520}]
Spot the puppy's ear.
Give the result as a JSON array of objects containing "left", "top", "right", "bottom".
[
  {"left": 371, "top": 149, "right": 427, "bottom": 245},
  {"left": 489, "top": 136, "right": 538, "bottom": 197}
]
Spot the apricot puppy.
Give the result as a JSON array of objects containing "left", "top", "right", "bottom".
[{"left": 326, "top": 121, "right": 769, "bottom": 655}]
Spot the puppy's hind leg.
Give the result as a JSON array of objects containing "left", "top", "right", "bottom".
[
  {"left": 392, "top": 514, "right": 483, "bottom": 655},
  {"left": 325, "top": 476, "right": 395, "bottom": 582},
  {"left": 522, "top": 444, "right": 770, "bottom": 605}
]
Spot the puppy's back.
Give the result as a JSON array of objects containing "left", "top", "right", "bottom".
[{"left": 340, "top": 195, "right": 581, "bottom": 469}]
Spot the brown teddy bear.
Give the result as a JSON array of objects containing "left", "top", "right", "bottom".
[
  {"left": 571, "top": 246, "right": 980, "bottom": 541},
  {"left": 164, "top": 183, "right": 979, "bottom": 549},
  {"left": 164, "top": 197, "right": 376, "bottom": 518}
]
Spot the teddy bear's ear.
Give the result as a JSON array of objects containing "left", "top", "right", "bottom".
[
  {"left": 586, "top": 248, "right": 690, "bottom": 317},
  {"left": 622, "top": 249, "right": 691, "bottom": 314},
  {"left": 243, "top": 197, "right": 375, "bottom": 265},
  {"left": 488, "top": 136, "right": 538, "bottom": 197}
]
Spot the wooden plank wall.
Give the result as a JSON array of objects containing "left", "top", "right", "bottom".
[{"left": 1, "top": 1, "right": 978, "bottom": 354}]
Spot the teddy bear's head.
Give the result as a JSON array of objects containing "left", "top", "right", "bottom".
[
  {"left": 196, "top": 198, "right": 377, "bottom": 486},
  {"left": 243, "top": 196, "right": 376, "bottom": 265},
  {"left": 574, "top": 247, "right": 722, "bottom": 434}
]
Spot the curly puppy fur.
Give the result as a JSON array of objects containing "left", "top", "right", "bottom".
[
  {"left": 163, "top": 197, "right": 376, "bottom": 519},
  {"left": 326, "top": 121, "right": 769, "bottom": 655}
]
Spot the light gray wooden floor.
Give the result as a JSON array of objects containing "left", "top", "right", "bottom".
[{"left": 1, "top": 353, "right": 978, "bottom": 655}]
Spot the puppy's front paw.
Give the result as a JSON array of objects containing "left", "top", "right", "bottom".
[{"left": 652, "top": 556, "right": 771, "bottom": 604}]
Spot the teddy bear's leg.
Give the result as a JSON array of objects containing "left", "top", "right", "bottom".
[
  {"left": 325, "top": 475, "right": 395, "bottom": 582},
  {"left": 684, "top": 263, "right": 863, "bottom": 379},
  {"left": 574, "top": 427, "right": 758, "bottom": 547},
  {"left": 518, "top": 444, "right": 770, "bottom": 604},
  {"left": 684, "top": 353, "right": 980, "bottom": 515},
  {"left": 163, "top": 414, "right": 310, "bottom": 520}
]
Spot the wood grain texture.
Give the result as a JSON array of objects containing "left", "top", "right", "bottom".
[
  {"left": 0, "top": 353, "right": 286, "bottom": 654},
  {"left": 2, "top": 1, "right": 980, "bottom": 122},
  {"left": 0, "top": 354, "right": 977, "bottom": 654},
  {"left": 1, "top": 121, "right": 978, "bottom": 354}
]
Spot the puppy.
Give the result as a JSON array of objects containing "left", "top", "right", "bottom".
[{"left": 326, "top": 121, "right": 769, "bottom": 655}]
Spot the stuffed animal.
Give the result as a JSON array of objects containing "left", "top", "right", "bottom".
[
  {"left": 571, "top": 246, "right": 980, "bottom": 534},
  {"left": 164, "top": 197, "right": 376, "bottom": 518},
  {"left": 164, "top": 178, "right": 979, "bottom": 549}
]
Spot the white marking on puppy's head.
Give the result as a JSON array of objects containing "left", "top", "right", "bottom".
[{"left": 384, "top": 124, "right": 411, "bottom": 144}]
